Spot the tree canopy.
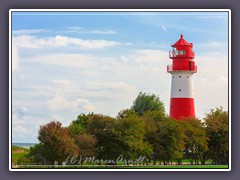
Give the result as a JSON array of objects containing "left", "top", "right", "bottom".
[
  {"left": 131, "top": 92, "right": 165, "bottom": 116},
  {"left": 204, "top": 107, "right": 228, "bottom": 165},
  {"left": 37, "top": 121, "right": 79, "bottom": 163},
  {"left": 26, "top": 92, "right": 228, "bottom": 166}
]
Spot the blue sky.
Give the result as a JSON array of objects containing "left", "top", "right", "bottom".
[{"left": 11, "top": 11, "right": 229, "bottom": 143}]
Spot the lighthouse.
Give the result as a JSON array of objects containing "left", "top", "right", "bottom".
[{"left": 167, "top": 34, "right": 197, "bottom": 120}]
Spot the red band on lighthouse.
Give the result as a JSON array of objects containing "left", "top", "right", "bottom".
[
  {"left": 167, "top": 34, "right": 197, "bottom": 120},
  {"left": 170, "top": 98, "right": 195, "bottom": 120}
]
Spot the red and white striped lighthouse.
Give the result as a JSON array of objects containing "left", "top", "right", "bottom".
[{"left": 167, "top": 34, "right": 197, "bottom": 120}]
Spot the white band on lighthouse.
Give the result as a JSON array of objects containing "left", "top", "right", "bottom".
[{"left": 170, "top": 71, "right": 194, "bottom": 98}]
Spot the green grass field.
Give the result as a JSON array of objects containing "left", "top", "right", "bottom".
[
  {"left": 11, "top": 145, "right": 228, "bottom": 169},
  {"left": 15, "top": 164, "right": 228, "bottom": 169},
  {"left": 12, "top": 146, "right": 28, "bottom": 164},
  {"left": 12, "top": 145, "right": 23, "bottom": 151},
  {"left": 12, "top": 153, "right": 25, "bottom": 163}
]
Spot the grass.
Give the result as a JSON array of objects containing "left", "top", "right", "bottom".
[
  {"left": 12, "top": 145, "right": 28, "bottom": 164},
  {"left": 11, "top": 146, "right": 228, "bottom": 169},
  {"left": 15, "top": 164, "right": 228, "bottom": 169},
  {"left": 12, "top": 145, "right": 26, "bottom": 151}
]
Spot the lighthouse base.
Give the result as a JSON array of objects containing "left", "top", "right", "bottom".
[{"left": 170, "top": 98, "right": 195, "bottom": 120}]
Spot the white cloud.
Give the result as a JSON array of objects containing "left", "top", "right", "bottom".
[
  {"left": 196, "top": 40, "right": 228, "bottom": 50},
  {"left": 13, "top": 125, "right": 28, "bottom": 134},
  {"left": 82, "top": 103, "right": 95, "bottom": 112},
  {"left": 115, "top": 49, "right": 228, "bottom": 119},
  {"left": 196, "top": 53, "right": 228, "bottom": 78},
  {"left": 19, "top": 74, "right": 25, "bottom": 80},
  {"left": 12, "top": 113, "right": 29, "bottom": 137},
  {"left": 64, "top": 27, "right": 117, "bottom": 34},
  {"left": 12, "top": 44, "right": 228, "bottom": 120},
  {"left": 12, "top": 29, "right": 48, "bottom": 35},
  {"left": 86, "top": 82, "right": 136, "bottom": 92},
  {"left": 53, "top": 35, "right": 120, "bottom": 49},
  {"left": 116, "top": 49, "right": 169, "bottom": 68},
  {"left": 12, "top": 113, "right": 26, "bottom": 125},
  {"left": 67, "top": 27, "right": 83, "bottom": 31},
  {"left": 12, "top": 112, "right": 53, "bottom": 142},
  {"left": 84, "top": 82, "right": 136, "bottom": 97},
  {"left": 13, "top": 106, "right": 29, "bottom": 116},
  {"left": 13, "top": 35, "right": 43, "bottom": 49},
  {"left": 19, "top": 106, "right": 29, "bottom": 113},
  {"left": 193, "top": 52, "right": 228, "bottom": 118},
  {"left": 13, "top": 35, "right": 121, "bottom": 50},
  {"left": 28, "top": 53, "right": 97, "bottom": 69},
  {"left": 52, "top": 79, "right": 72, "bottom": 85},
  {"left": 11, "top": 14, "right": 229, "bottom": 143},
  {"left": 206, "top": 41, "right": 226, "bottom": 48},
  {"left": 51, "top": 114, "right": 60, "bottom": 121},
  {"left": 12, "top": 46, "right": 19, "bottom": 71},
  {"left": 46, "top": 94, "right": 95, "bottom": 112},
  {"left": 90, "top": 30, "right": 116, "bottom": 34},
  {"left": 115, "top": 49, "right": 169, "bottom": 77}
]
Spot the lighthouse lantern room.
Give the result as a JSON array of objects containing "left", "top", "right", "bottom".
[{"left": 167, "top": 34, "right": 197, "bottom": 120}]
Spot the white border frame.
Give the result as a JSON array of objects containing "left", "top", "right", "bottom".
[{"left": 9, "top": 9, "right": 231, "bottom": 172}]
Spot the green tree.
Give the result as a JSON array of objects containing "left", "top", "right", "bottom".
[
  {"left": 116, "top": 114, "right": 152, "bottom": 164},
  {"left": 131, "top": 92, "right": 165, "bottom": 116},
  {"left": 86, "top": 114, "right": 121, "bottom": 161},
  {"left": 181, "top": 118, "right": 208, "bottom": 165},
  {"left": 67, "top": 122, "right": 86, "bottom": 139},
  {"left": 204, "top": 107, "right": 228, "bottom": 165},
  {"left": 116, "top": 109, "right": 137, "bottom": 120},
  {"left": 154, "top": 118, "right": 185, "bottom": 165},
  {"left": 141, "top": 110, "right": 166, "bottom": 164},
  {"left": 71, "top": 113, "right": 93, "bottom": 130},
  {"left": 28, "top": 143, "right": 45, "bottom": 164},
  {"left": 67, "top": 114, "right": 97, "bottom": 159}
]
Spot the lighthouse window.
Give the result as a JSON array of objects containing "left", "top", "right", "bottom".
[
  {"left": 178, "top": 50, "right": 186, "bottom": 55},
  {"left": 179, "top": 89, "right": 181, "bottom": 91}
]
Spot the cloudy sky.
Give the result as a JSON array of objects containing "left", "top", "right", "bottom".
[{"left": 11, "top": 10, "right": 229, "bottom": 143}]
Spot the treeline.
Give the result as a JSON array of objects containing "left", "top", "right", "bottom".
[{"left": 24, "top": 92, "right": 228, "bottom": 165}]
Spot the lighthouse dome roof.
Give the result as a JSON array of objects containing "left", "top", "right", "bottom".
[{"left": 171, "top": 34, "right": 191, "bottom": 47}]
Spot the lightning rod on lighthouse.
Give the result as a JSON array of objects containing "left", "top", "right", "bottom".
[{"left": 167, "top": 34, "right": 197, "bottom": 120}]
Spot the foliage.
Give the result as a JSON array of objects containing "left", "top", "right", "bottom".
[
  {"left": 116, "top": 114, "right": 152, "bottom": 161},
  {"left": 28, "top": 143, "right": 46, "bottom": 163},
  {"left": 86, "top": 114, "right": 121, "bottom": 160},
  {"left": 154, "top": 118, "right": 185, "bottom": 164},
  {"left": 116, "top": 109, "right": 137, "bottom": 120},
  {"left": 180, "top": 118, "right": 208, "bottom": 165},
  {"left": 131, "top": 92, "right": 165, "bottom": 116},
  {"left": 74, "top": 133, "right": 97, "bottom": 157},
  {"left": 38, "top": 121, "right": 79, "bottom": 163},
  {"left": 141, "top": 110, "right": 165, "bottom": 163},
  {"left": 26, "top": 93, "right": 228, "bottom": 166},
  {"left": 67, "top": 122, "right": 85, "bottom": 139},
  {"left": 204, "top": 107, "right": 229, "bottom": 165},
  {"left": 71, "top": 113, "right": 93, "bottom": 129}
]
